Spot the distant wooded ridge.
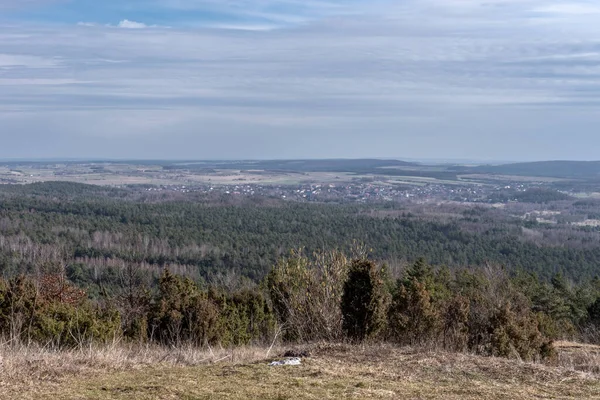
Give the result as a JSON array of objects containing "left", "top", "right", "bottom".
[{"left": 2, "top": 159, "right": 599, "bottom": 180}]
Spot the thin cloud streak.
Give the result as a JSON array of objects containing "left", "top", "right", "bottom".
[{"left": 0, "top": 0, "right": 600, "bottom": 160}]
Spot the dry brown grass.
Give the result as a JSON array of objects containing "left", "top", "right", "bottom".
[
  {"left": 1, "top": 342, "right": 599, "bottom": 399},
  {"left": 0, "top": 342, "right": 277, "bottom": 398},
  {"left": 555, "top": 341, "right": 600, "bottom": 374}
]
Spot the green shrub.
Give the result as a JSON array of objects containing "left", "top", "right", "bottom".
[
  {"left": 488, "top": 303, "right": 555, "bottom": 361},
  {"left": 442, "top": 295, "right": 470, "bottom": 351},
  {"left": 0, "top": 275, "right": 120, "bottom": 347},
  {"left": 387, "top": 259, "right": 443, "bottom": 346},
  {"left": 149, "top": 269, "right": 221, "bottom": 346},
  {"left": 32, "top": 302, "right": 120, "bottom": 347},
  {"left": 388, "top": 280, "right": 440, "bottom": 345},
  {"left": 341, "top": 259, "right": 389, "bottom": 342}
]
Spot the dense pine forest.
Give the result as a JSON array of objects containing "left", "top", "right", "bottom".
[
  {"left": 0, "top": 183, "right": 600, "bottom": 286},
  {"left": 1, "top": 181, "right": 600, "bottom": 357},
  {"left": 1, "top": 182, "right": 600, "bottom": 285}
]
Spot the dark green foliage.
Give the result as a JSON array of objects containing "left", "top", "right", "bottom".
[
  {"left": 510, "top": 271, "right": 598, "bottom": 339},
  {"left": 388, "top": 259, "right": 458, "bottom": 346},
  {"left": 2, "top": 182, "right": 600, "bottom": 286},
  {"left": 386, "top": 262, "right": 559, "bottom": 360},
  {"left": 588, "top": 297, "right": 600, "bottom": 327},
  {"left": 212, "top": 288, "right": 276, "bottom": 347},
  {"left": 458, "top": 269, "right": 555, "bottom": 360},
  {"left": 1, "top": 245, "right": 587, "bottom": 361},
  {"left": 0, "top": 275, "right": 120, "bottom": 347},
  {"left": 388, "top": 280, "right": 440, "bottom": 345},
  {"left": 0, "top": 182, "right": 599, "bottom": 356},
  {"left": 31, "top": 302, "right": 120, "bottom": 348},
  {"left": 402, "top": 258, "right": 433, "bottom": 287},
  {"left": 148, "top": 269, "right": 275, "bottom": 347},
  {"left": 341, "top": 260, "right": 389, "bottom": 342},
  {"left": 265, "top": 253, "right": 310, "bottom": 342},
  {"left": 149, "top": 269, "right": 221, "bottom": 346},
  {"left": 389, "top": 258, "right": 440, "bottom": 344},
  {"left": 488, "top": 304, "right": 555, "bottom": 361}
]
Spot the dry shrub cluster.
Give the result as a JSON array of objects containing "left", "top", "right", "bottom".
[
  {"left": 267, "top": 252, "right": 559, "bottom": 361},
  {"left": 0, "top": 274, "right": 120, "bottom": 348},
  {"left": 148, "top": 269, "right": 276, "bottom": 347},
  {"left": 386, "top": 261, "right": 557, "bottom": 360},
  {"left": 266, "top": 249, "right": 349, "bottom": 342},
  {"left": 3, "top": 249, "right": 600, "bottom": 367},
  {"left": 0, "top": 268, "right": 276, "bottom": 350}
]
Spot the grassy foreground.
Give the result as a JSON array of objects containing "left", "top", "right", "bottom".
[{"left": 1, "top": 343, "right": 599, "bottom": 400}]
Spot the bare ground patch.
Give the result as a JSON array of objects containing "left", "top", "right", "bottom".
[{"left": 1, "top": 343, "right": 599, "bottom": 399}]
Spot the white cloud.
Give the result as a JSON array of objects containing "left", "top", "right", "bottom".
[
  {"left": 207, "top": 24, "right": 281, "bottom": 31},
  {"left": 117, "top": 20, "right": 148, "bottom": 29}
]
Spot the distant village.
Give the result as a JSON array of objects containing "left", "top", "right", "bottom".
[
  {"left": 142, "top": 180, "right": 556, "bottom": 205},
  {"left": 0, "top": 162, "right": 580, "bottom": 206}
]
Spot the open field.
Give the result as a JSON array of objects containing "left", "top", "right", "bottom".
[
  {"left": 1, "top": 159, "right": 599, "bottom": 190},
  {"left": 0, "top": 164, "right": 379, "bottom": 187},
  {"left": 458, "top": 174, "right": 569, "bottom": 183},
  {"left": 2, "top": 161, "right": 598, "bottom": 199},
  {"left": 1, "top": 343, "right": 599, "bottom": 400},
  {"left": 0, "top": 161, "right": 485, "bottom": 188}
]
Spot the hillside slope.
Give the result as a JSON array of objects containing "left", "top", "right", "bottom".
[{"left": 2, "top": 344, "right": 598, "bottom": 400}]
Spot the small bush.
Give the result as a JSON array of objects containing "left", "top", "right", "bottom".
[
  {"left": 442, "top": 295, "right": 470, "bottom": 351},
  {"left": 0, "top": 275, "right": 120, "bottom": 347},
  {"left": 32, "top": 302, "right": 120, "bottom": 347},
  {"left": 341, "top": 259, "right": 389, "bottom": 342},
  {"left": 267, "top": 250, "right": 348, "bottom": 342},
  {"left": 388, "top": 280, "right": 440, "bottom": 345},
  {"left": 488, "top": 303, "right": 555, "bottom": 361},
  {"left": 149, "top": 269, "right": 221, "bottom": 346},
  {"left": 213, "top": 288, "right": 276, "bottom": 347}
]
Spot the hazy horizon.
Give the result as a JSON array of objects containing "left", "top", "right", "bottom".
[
  {"left": 2, "top": 1, "right": 600, "bottom": 161},
  {"left": 2, "top": 157, "right": 599, "bottom": 166}
]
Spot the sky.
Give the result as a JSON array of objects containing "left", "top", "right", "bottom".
[{"left": 1, "top": 0, "right": 600, "bottom": 161}]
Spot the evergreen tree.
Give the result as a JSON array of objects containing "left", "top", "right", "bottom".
[
  {"left": 341, "top": 259, "right": 389, "bottom": 342},
  {"left": 388, "top": 279, "right": 440, "bottom": 345}
]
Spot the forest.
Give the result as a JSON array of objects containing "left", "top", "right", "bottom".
[
  {"left": 1, "top": 181, "right": 600, "bottom": 358},
  {"left": 1, "top": 182, "right": 600, "bottom": 288}
]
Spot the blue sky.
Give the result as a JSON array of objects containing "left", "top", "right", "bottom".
[
  {"left": 0, "top": 0, "right": 369, "bottom": 28},
  {"left": 1, "top": 0, "right": 600, "bottom": 161}
]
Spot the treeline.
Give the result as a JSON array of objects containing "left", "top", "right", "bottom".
[
  {"left": 161, "top": 159, "right": 460, "bottom": 180},
  {"left": 2, "top": 183, "right": 600, "bottom": 285},
  {"left": 488, "top": 188, "right": 572, "bottom": 204},
  {"left": 266, "top": 252, "right": 600, "bottom": 357},
  {"left": 2, "top": 252, "right": 600, "bottom": 361}
]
